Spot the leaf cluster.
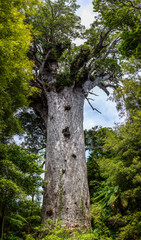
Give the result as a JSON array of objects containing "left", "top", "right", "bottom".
[
  {"left": 93, "top": 0, "right": 141, "bottom": 58},
  {"left": 0, "top": 0, "right": 35, "bottom": 140},
  {"left": 0, "top": 144, "right": 44, "bottom": 239}
]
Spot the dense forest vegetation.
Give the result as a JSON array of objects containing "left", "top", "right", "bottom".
[{"left": 0, "top": 0, "right": 141, "bottom": 239}]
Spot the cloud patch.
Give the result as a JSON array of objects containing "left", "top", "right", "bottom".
[{"left": 84, "top": 87, "right": 122, "bottom": 129}]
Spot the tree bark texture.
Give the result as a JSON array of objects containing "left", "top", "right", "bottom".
[{"left": 42, "top": 87, "right": 90, "bottom": 228}]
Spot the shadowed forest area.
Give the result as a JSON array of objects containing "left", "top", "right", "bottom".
[{"left": 0, "top": 0, "right": 141, "bottom": 239}]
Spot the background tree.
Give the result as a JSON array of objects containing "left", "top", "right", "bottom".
[
  {"left": 86, "top": 111, "right": 141, "bottom": 239},
  {"left": 84, "top": 1, "right": 141, "bottom": 235},
  {"left": 93, "top": 0, "right": 141, "bottom": 58},
  {"left": 85, "top": 23, "right": 141, "bottom": 238},
  {"left": 17, "top": 109, "right": 46, "bottom": 154},
  {"left": 0, "top": 144, "right": 44, "bottom": 240},
  {"left": 0, "top": 0, "right": 36, "bottom": 142},
  {"left": 0, "top": 1, "right": 44, "bottom": 239}
]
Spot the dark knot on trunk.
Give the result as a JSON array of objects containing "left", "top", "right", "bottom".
[
  {"left": 64, "top": 105, "right": 71, "bottom": 111},
  {"left": 62, "top": 127, "right": 70, "bottom": 138}
]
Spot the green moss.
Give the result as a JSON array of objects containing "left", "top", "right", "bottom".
[
  {"left": 56, "top": 73, "right": 72, "bottom": 91},
  {"left": 58, "top": 172, "right": 63, "bottom": 219},
  {"left": 79, "top": 197, "right": 85, "bottom": 219}
]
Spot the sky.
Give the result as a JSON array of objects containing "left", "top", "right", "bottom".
[{"left": 75, "top": 0, "right": 121, "bottom": 130}]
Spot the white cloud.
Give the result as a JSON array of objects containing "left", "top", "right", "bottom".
[
  {"left": 77, "top": 5, "right": 95, "bottom": 29},
  {"left": 83, "top": 87, "right": 122, "bottom": 129},
  {"left": 73, "top": 1, "right": 96, "bottom": 45}
]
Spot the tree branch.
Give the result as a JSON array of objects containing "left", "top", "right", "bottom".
[
  {"left": 87, "top": 98, "right": 95, "bottom": 101},
  {"left": 30, "top": 79, "right": 42, "bottom": 89},
  {"left": 101, "top": 37, "right": 120, "bottom": 60},
  {"left": 32, "top": 39, "right": 42, "bottom": 66},
  {"left": 98, "top": 83, "right": 110, "bottom": 96},
  {"left": 104, "top": 84, "right": 117, "bottom": 89},
  {"left": 36, "top": 78, "right": 49, "bottom": 100},
  {"left": 93, "top": 29, "right": 111, "bottom": 56},
  {"left": 82, "top": 71, "right": 113, "bottom": 96},
  {"left": 39, "top": 49, "right": 52, "bottom": 76},
  {"left": 86, "top": 97, "right": 101, "bottom": 114},
  {"left": 47, "top": 0, "right": 55, "bottom": 19},
  {"left": 89, "top": 91, "right": 99, "bottom": 96}
]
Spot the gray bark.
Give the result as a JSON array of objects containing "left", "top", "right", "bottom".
[{"left": 42, "top": 87, "right": 90, "bottom": 228}]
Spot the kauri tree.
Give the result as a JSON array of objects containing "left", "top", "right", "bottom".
[{"left": 28, "top": 0, "right": 122, "bottom": 228}]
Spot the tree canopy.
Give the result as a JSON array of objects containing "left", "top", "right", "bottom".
[
  {"left": 0, "top": 0, "right": 34, "bottom": 140},
  {"left": 93, "top": 0, "right": 141, "bottom": 58}
]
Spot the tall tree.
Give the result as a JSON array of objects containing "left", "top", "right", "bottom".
[
  {"left": 28, "top": 0, "right": 122, "bottom": 228},
  {"left": 0, "top": 0, "right": 36, "bottom": 142},
  {"left": 0, "top": 1, "right": 43, "bottom": 238}
]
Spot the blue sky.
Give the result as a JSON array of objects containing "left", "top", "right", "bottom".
[{"left": 75, "top": 0, "right": 121, "bottom": 130}]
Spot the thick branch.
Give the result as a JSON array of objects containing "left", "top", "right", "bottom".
[
  {"left": 35, "top": 78, "right": 48, "bottom": 100},
  {"left": 104, "top": 84, "right": 117, "bottom": 89},
  {"left": 98, "top": 82, "right": 117, "bottom": 96},
  {"left": 31, "top": 39, "right": 42, "bottom": 66},
  {"left": 82, "top": 71, "right": 113, "bottom": 95},
  {"left": 93, "top": 29, "right": 111, "bottom": 56},
  {"left": 101, "top": 37, "right": 120, "bottom": 60},
  {"left": 39, "top": 49, "right": 52, "bottom": 76},
  {"left": 98, "top": 83, "right": 110, "bottom": 96}
]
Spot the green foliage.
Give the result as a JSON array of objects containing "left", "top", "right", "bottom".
[
  {"left": 0, "top": 0, "right": 35, "bottom": 140},
  {"left": 86, "top": 112, "right": 141, "bottom": 239},
  {"left": 29, "top": 0, "right": 83, "bottom": 59},
  {"left": 0, "top": 144, "right": 44, "bottom": 239},
  {"left": 17, "top": 109, "right": 46, "bottom": 153},
  {"left": 90, "top": 203, "right": 113, "bottom": 240},
  {"left": 28, "top": 0, "right": 122, "bottom": 93},
  {"left": 113, "top": 71, "right": 141, "bottom": 117},
  {"left": 93, "top": 0, "right": 141, "bottom": 58},
  {"left": 85, "top": 127, "right": 112, "bottom": 198},
  {"left": 120, "top": 27, "right": 141, "bottom": 58},
  {"left": 25, "top": 219, "right": 96, "bottom": 239},
  {"left": 86, "top": 68, "right": 141, "bottom": 239}
]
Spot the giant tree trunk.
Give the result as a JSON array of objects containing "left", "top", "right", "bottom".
[{"left": 42, "top": 87, "right": 90, "bottom": 228}]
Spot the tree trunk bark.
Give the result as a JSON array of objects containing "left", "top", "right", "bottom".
[{"left": 42, "top": 87, "right": 90, "bottom": 228}]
